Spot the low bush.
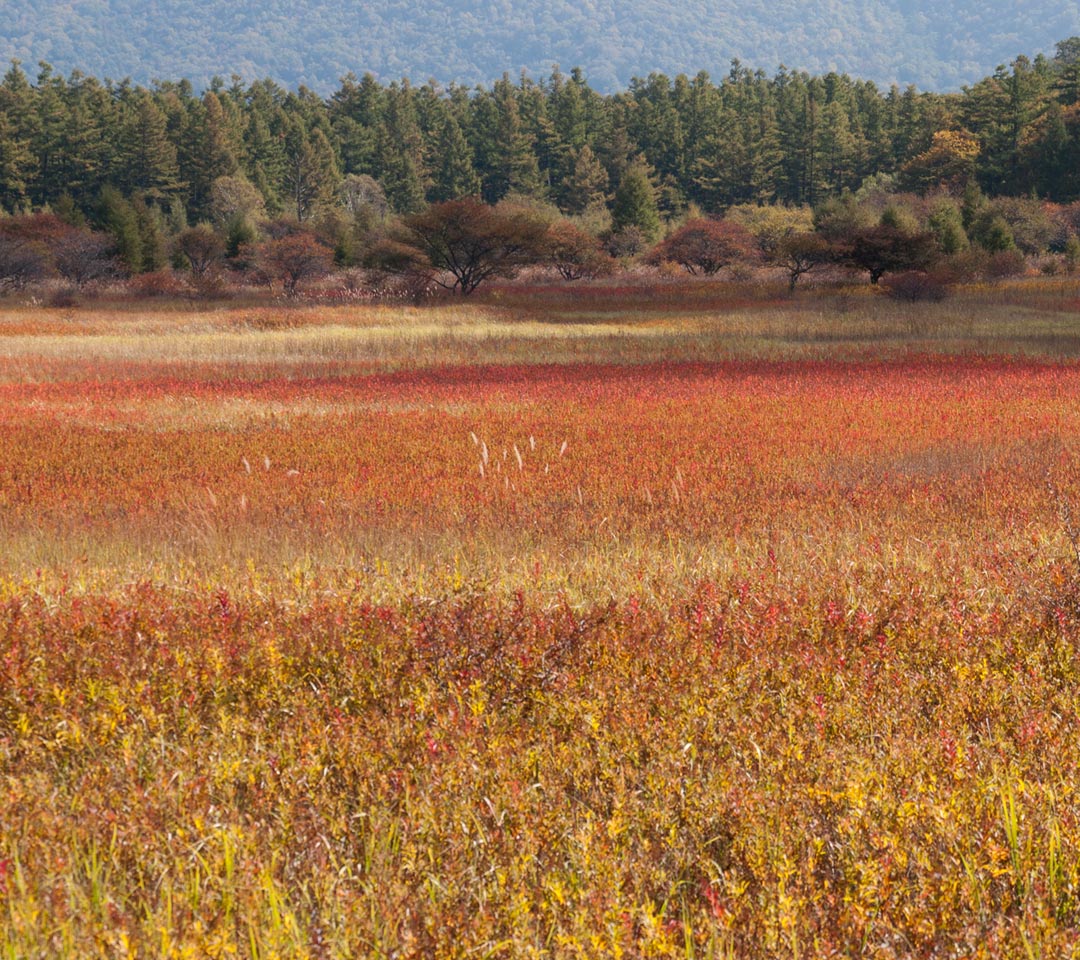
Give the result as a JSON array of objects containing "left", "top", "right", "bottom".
[
  {"left": 127, "top": 269, "right": 187, "bottom": 298},
  {"left": 985, "top": 248, "right": 1028, "bottom": 281},
  {"left": 885, "top": 270, "right": 951, "bottom": 302}
]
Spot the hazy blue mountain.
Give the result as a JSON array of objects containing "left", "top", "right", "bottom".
[{"left": 1, "top": 0, "right": 1078, "bottom": 92}]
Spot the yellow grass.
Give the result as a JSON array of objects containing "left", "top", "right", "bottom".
[{"left": 3, "top": 281, "right": 1080, "bottom": 957}]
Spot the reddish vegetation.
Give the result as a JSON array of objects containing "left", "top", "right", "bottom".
[
  {"left": 0, "top": 357, "right": 1072, "bottom": 549},
  {"left": 5, "top": 348, "right": 1080, "bottom": 955}
]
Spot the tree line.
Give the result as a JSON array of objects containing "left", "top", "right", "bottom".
[
  {"left": 2, "top": 41, "right": 1080, "bottom": 219},
  {"left": 1, "top": 41, "right": 1080, "bottom": 292}
]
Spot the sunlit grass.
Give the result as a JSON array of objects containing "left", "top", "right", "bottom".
[
  {"left": 4, "top": 282, "right": 1080, "bottom": 956},
  {"left": 3, "top": 279, "right": 1080, "bottom": 384}
]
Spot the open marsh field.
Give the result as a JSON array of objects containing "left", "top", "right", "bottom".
[{"left": 5, "top": 282, "right": 1080, "bottom": 957}]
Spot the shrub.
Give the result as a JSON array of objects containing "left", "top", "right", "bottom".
[
  {"left": 1065, "top": 236, "right": 1080, "bottom": 275},
  {"left": 127, "top": 269, "right": 186, "bottom": 298},
  {"left": 885, "top": 270, "right": 950, "bottom": 302},
  {"left": 48, "top": 287, "right": 81, "bottom": 308},
  {"left": 936, "top": 248, "right": 989, "bottom": 283},
  {"left": 985, "top": 249, "right": 1028, "bottom": 280}
]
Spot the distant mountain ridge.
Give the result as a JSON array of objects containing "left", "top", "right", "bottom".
[{"left": 1, "top": 0, "right": 1078, "bottom": 93}]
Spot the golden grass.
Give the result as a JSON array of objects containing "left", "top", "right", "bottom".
[
  {"left": 2, "top": 279, "right": 1080, "bottom": 383},
  {"left": 3, "top": 281, "right": 1080, "bottom": 957}
]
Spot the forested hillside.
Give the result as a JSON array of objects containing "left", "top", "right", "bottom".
[{"left": 1, "top": 0, "right": 1078, "bottom": 93}]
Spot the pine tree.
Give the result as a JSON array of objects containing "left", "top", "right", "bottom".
[
  {"left": 57, "top": 74, "right": 111, "bottom": 209},
  {"left": 280, "top": 117, "right": 339, "bottom": 221},
  {"left": 0, "top": 111, "right": 33, "bottom": 213},
  {"left": 561, "top": 145, "right": 608, "bottom": 214},
  {"left": 611, "top": 159, "right": 660, "bottom": 240},
  {"left": 0, "top": 62, "right": 37, "bottom": 211},
  {"left": 29, "top": 64, "right": 71, "bottom": 206},
  {"left": 1030, "top": 100, "right": 1070, "bottom": 197},
  {"left": 627, "top": 73, "right": 685, "bottom": 185},
  {"left": 817, "top": 99, "right": 857, "bottom": 195},
  {"left": 549, "top": 68, "right": 588, "bottom": 152},
  {"left": 374, "top": 82, "right": 427, "bottom": 213},
  {"left": 927, "top": 199, "right": 969, "bottom": 253},
  {"left": 0, "top": 62, "right": 40, "bottom": 154},
  {"left": 118, "top": 92, "right": 181, "bottom": 201},
  {"left": 430, "top": 114, "right": 480, "bottom": 201},
  {"left": 242, "top": 108, "right": 285, "bottom": 215},
  {"left": 329, "top": 73, "right": 384, "bottom": 176},
  {"left": 492, "top": 77, "right": 541, "bottom": 200},
  {"left": 186, "top": 92, "right": 240, "bottom": 220},
  {"left": 132, "top": 193, "right": 168, "bottom": 271},
  {"left": 94, "top": 185, "right": 142, "bottom": 272}
]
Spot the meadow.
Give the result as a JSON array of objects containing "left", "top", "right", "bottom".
[{"left": 5, "top": 279, "right": 1080, "bottom": 957}]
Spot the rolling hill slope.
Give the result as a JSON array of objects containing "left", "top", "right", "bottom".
[{"left": 1, "top": 0, "right": 1078, "bottom": 92}]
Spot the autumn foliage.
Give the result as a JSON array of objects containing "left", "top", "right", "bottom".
[
  {"left": 544, "top": 219, "right": 615, "bottom": 280},
  {"left": 647, "top": 218, "right": 756, "bottom": 275},
  {"left": 5, "top": 295, "right": 1080, "bottom": 955},
  {"left": 375, "top": 197, "right": 550, "bottom": 294},
  {"left": 254, "top": 230, "right": 334, "bottom": 295}
]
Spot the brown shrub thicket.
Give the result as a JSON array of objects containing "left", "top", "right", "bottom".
[{"left": 885, "top": 270, "right": 951, "bottom": 302}]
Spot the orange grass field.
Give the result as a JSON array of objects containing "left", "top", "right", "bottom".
[{"left": 7, "top": 290, "right": 1080, "bottom": 957}]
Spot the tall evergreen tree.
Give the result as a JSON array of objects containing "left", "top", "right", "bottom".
[
  {"left": 185, "top": 91, "right": 240, "bottom": 220},
  {"left": 549, "top": 67, "right": 588, "bottom": 151},
  {"left": 561, "top": 144, "right": 609, "bottom": 213},
  {"left": 117, "top": 91, "right": 181, "bottom": 201},
  {"left": 280, "top": 116, "right": 339, "bottom": 220},
  {"left": 610, "top": 158, "right": 660, "bottom": 239},
  {"left": 374, "top": 81, "right": 427, "bottom": 213},
  {"left": 430, "top": 114, "right": 480, "bottom": 201},
  {"left": 94, "top": 185, "right": 141, "bottom": 271},
  {"left": 29, "top": 64, "right": 71, "bottom": 206},
  {"left": 0, "top": 62, "right": 38, "bottom": 211},
  {"left": 817, "top": 99, "right": 858, "bottom": 195},
  {"left": 0, "top": 111, "right": 33, "bottom": 212},
  {"left": 490, "top": 76, "right": 541, "bottom": 200}
]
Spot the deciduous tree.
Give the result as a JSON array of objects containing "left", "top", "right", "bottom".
[
  {"left": 544, "top": 220, "right": 613, "bottom": 280},
  {"left": 255, "top": 231, "right": 333, "bottom": 295},
  {"left": 0, "top": 234, "right": 50, "bottom": 290},
  {"left": 839, "top": 224, "right": 937, "bottom": 284},
  {"left": 175, "top": 224, "right": 225, "bottom": 278},
  {"left": 647, "top": 218, "right": 755, "bottom": 275},
  {"left": 374, "top": 197, "right": 548, "bottom": 294},
  {"left": 770, "top": 232, "right": 834, "bottom": 290},
  {"left": 51, "top": 228, "right": 116, "bottom": 285}
]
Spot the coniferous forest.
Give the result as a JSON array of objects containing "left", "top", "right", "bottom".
[{"left": 1, "top": 40, "right": 1080, "bottom": 285}]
